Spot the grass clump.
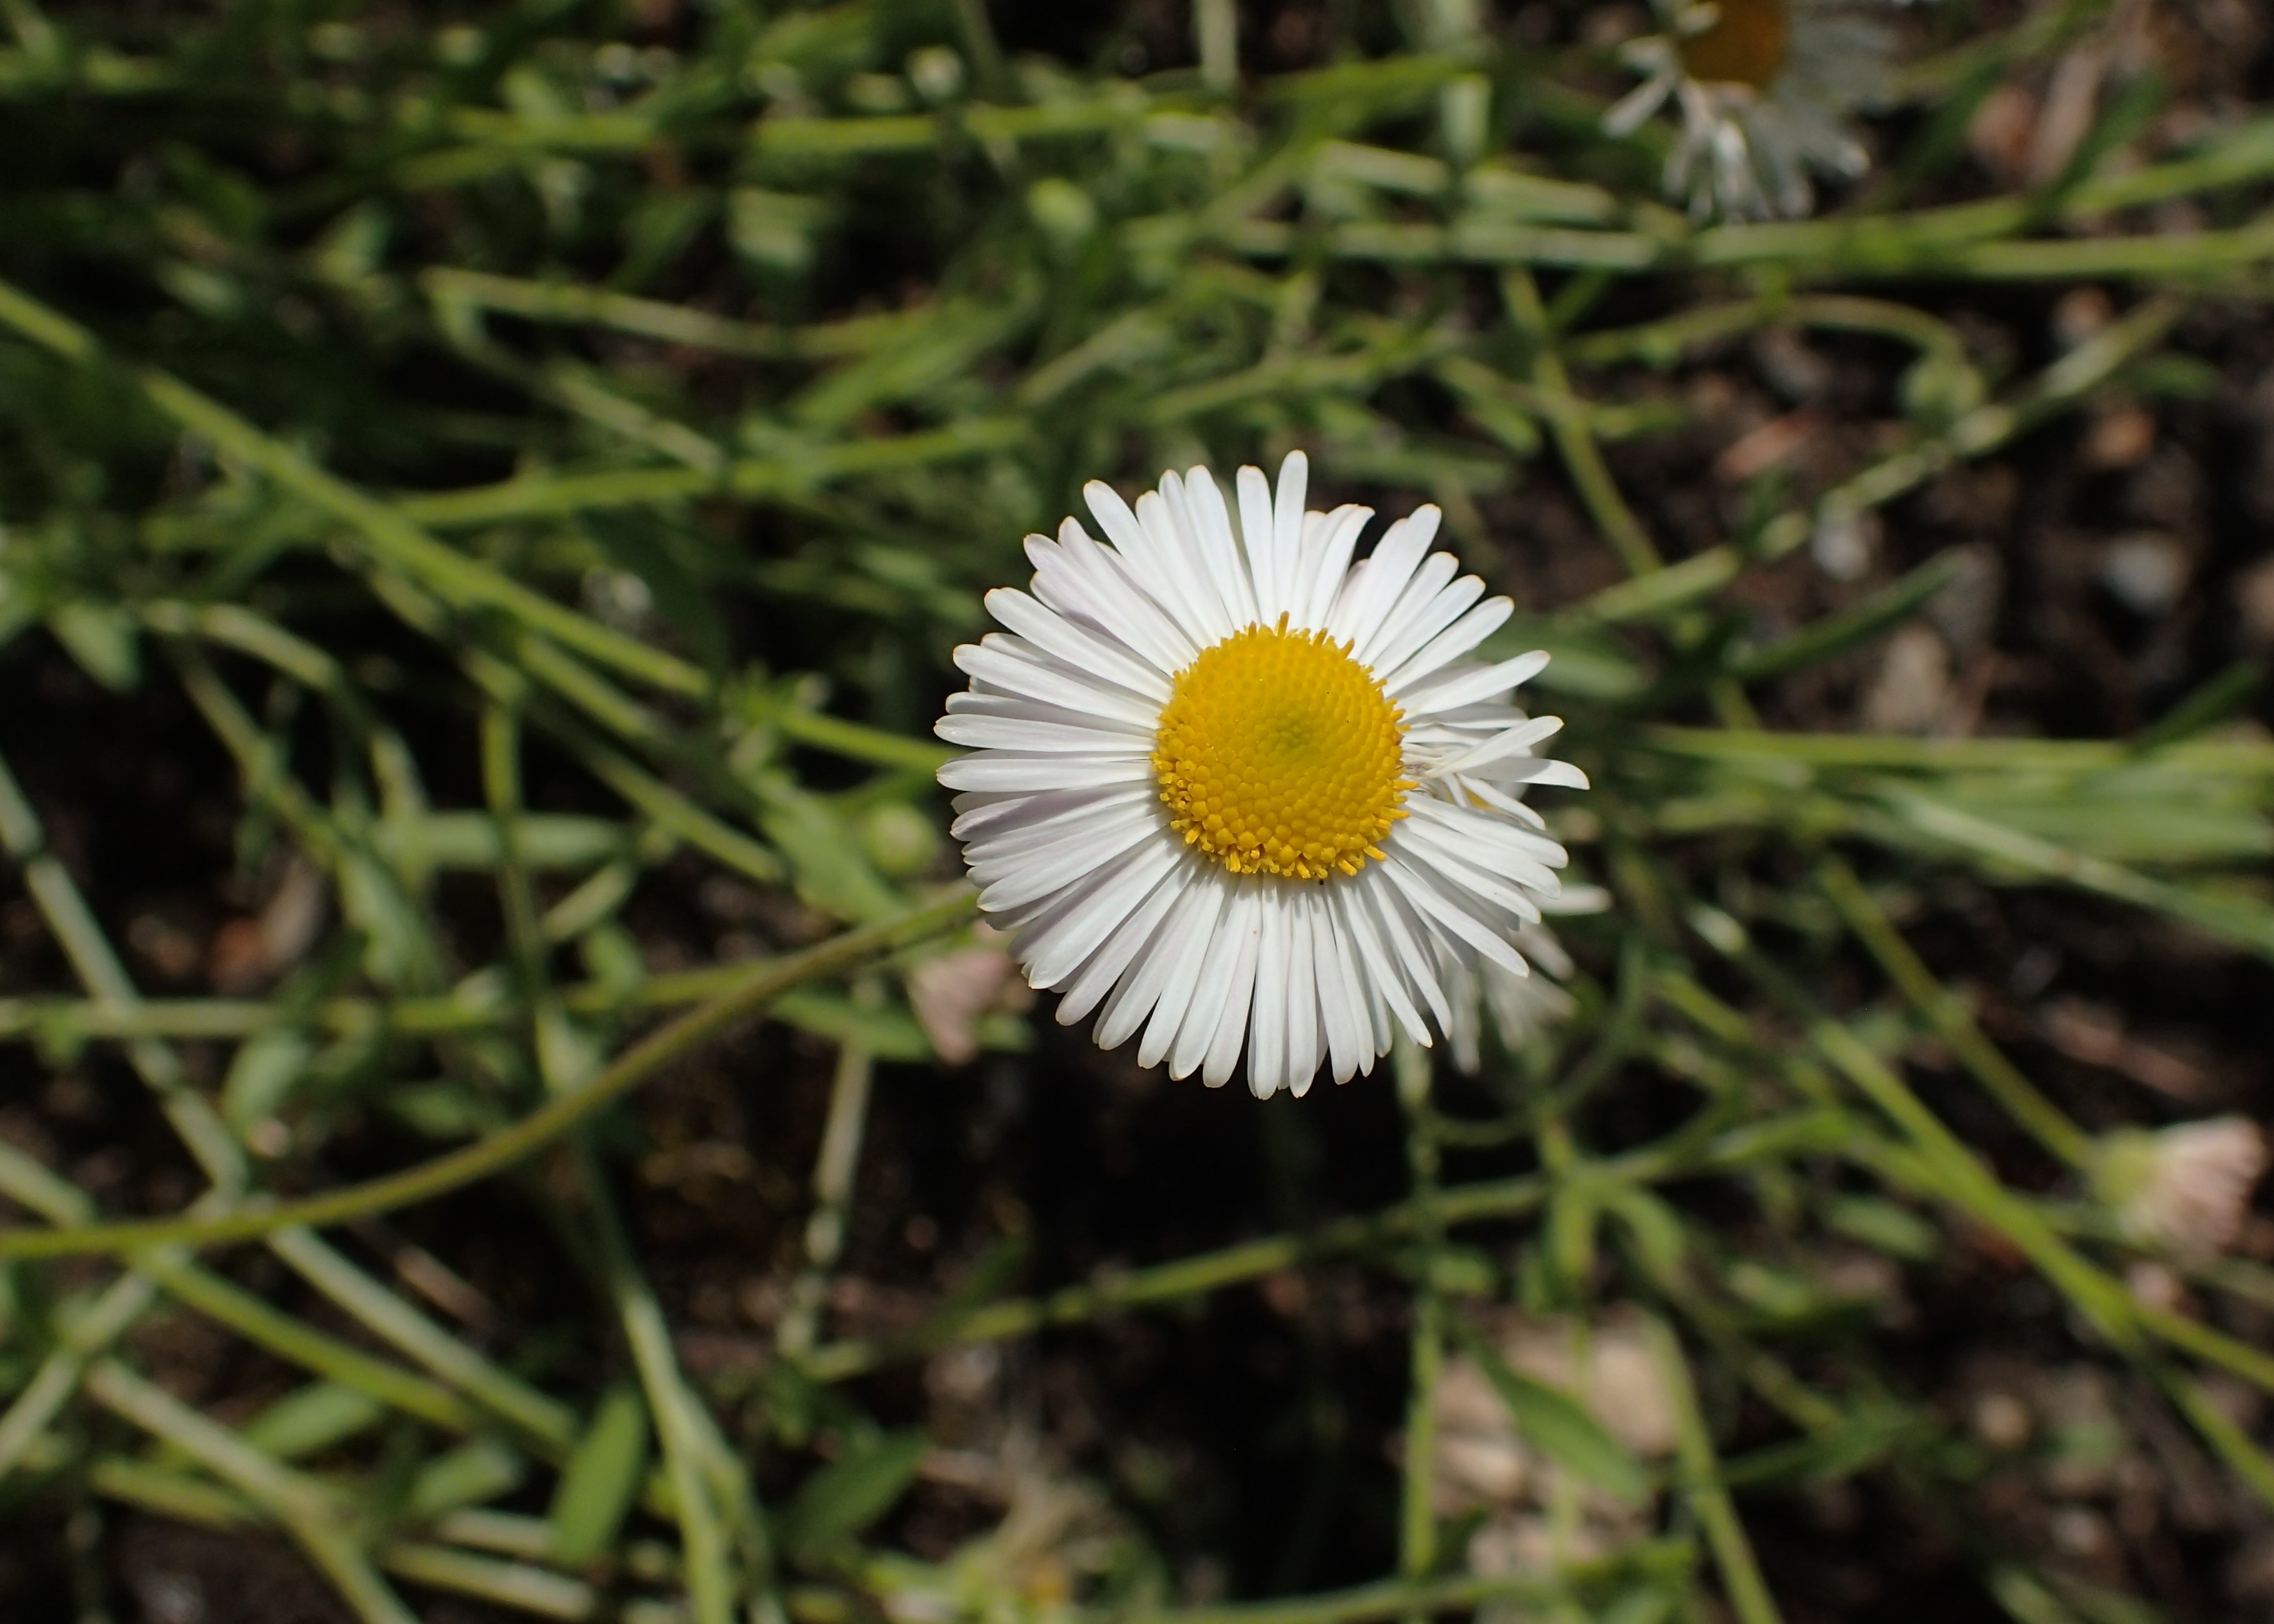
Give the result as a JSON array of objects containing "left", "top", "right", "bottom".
[{"left": 0, "top": 2, "right": 2270, "bottom": 1621}]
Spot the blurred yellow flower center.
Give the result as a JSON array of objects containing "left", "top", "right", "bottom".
[
  {"left": 1679, "top": 0, "right": 1789, "bottom": 90},
  {"left": 1152, "top": 619, "right": 1411, "bottom": 882}
]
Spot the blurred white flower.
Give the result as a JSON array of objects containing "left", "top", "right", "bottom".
[
  {"left": 2094, "top": 1117, "right": 2267, "bottom": 1259},
  {"left": 907, "top": 927, "right": 1021, "bottom": 1065},
  {"left": 1607, "top": 0, "right": 1904, "bottom": 219}
]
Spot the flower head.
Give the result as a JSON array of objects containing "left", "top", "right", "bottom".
[
  {"left": 1607, "top": 0, "right": 1900, "bottom": 219},
  {"left": 2095, "top": 1117, "right": 2267, "bottom": 1259},
  {"left": 936, "top": 453, "right": 1587, "bottom": 1100}
]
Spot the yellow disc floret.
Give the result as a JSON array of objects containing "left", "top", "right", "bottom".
[
  {"left": 1679, "top": 0, "right": 1789, "bottom": 91},
  {"left": 1152, "top": 618, "right": 1413, "bottom": 881}
]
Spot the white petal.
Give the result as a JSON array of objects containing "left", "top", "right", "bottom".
[
  {"left": 934, "top": 715, "right": 1150, "bottom": 755},
  {"left": 1404, "top": 793, "right": 1566, "bottom": 863},
  {"left": 1314, "top": 894, "right": 1368, "bottom": 1085},
  {"left": 1332, "top": 883, "right": 1415, "bottom": 1051},
  {"left": 1605, "top": 71, "right": 1674, "bottom": 137},
  {"left": 955, "top": 638, "right": 1162, "bottom": 728},
  {"left": 1136, "top": 880, "right": 1228, "bottom": 1068},
  {"left": 1368, "top": 568, "right": 1483, "bottom": 678},
  {"left": 1355, "top": 551, "right": 1459, "bottom": 670},
  {"left": 1441, "top": 945, "right": 1485, "bottom": 1074},
  {"left": 1201, "top": 894, "right": 1266, "bottom": 1088},
  {"left": 1291, "top": 512, "right": 1328, "bottom": 630},
  {"left": 1337, "top": 878, "right": 1428, "bottom": 1042},
  {"left": 1054, "top": 867, "right": 1186, "bottom": 1026},
  {"left": 1381, "top": 597, "right": 1515, "bottom": 693},
  {"left": 1283, "top": 895, "right": 1321, "bottom": 1098},
  {"left": 1096, "top": 869, "right": 1223, "bottom": 1051},
  {"left": 1298, "top": 505, "right": 1371, "bottom": 632},
  {"left": 1324, "top": 556, "right": 1369, "bottom": 633},
  {"left": 1147, "top": 475, "right": 1235, "bottom": 647},
  {"left": 1093, "top": 899, "right": 1182, "bottom": 1050},
  {"left": 1404, "top": 797, "right": 1568, "bottom": 870},
  {"left": 953, "top": 781, "right": 1152, "bottom": 843},
  {"left": 938, "top": 754, "right": 1156, "bottom": 793},
  {"left": 1383, "top": 853, "right": 1531, "bottom": 977},
  {"left": 1024, "top": 530, "right": 1171, "bottom": 671},
  {"left": 1399, "top": 651, "right": 1551, "bottom": 716},
  {"left": 1475, "top": 757, "right": 1591, "bottom": 790},
  {"left": 1445, "top": 777, "right": 1549, "bottom": 827},
  {"left": 1406, "top": 710, "right": 1527, "bottom": 747},
  {"left": 1409, "top": 819, "right": 1557, "bottom": 913},
  {"left": 1123, "top": 487, "right": 1214, "bottom": 653},
  {"left": 1328, "top": 506, "right": 1438, "bottom": 649},
  {"left": 1237, "top": 463, "right": 1279, "bottom": 624},
  {"left": 950, "top": 691, "right": 1147, "bottom": 735},
  {"left": 963, "top": 796, "right": 1156, "bottom": 869},
  {"left": 1182, "top": 465, "right": 1260, "bottom": 630},
  {"left": 945, "top": 689, "right": 1150, "bottom": 737},
  {"left": 1272, "top": 451, "right": 1309, "bottom": 624},
  {"left": 1439, "top": 715, "right": 1566, "bottom": 776},
  {"left": 1514, "top": 919, "right": 1577, "bottom": 978},
  {"left": 1171, "top": 878, "right": 1251, "bottom": 1081},
  {"left": 1358, "top": 867, "right": 1452, "bottom": 1037},
  {"left": 1395, "top": 817, "right": 1557, "bottom": 914},
  {"left": 1022, "top": 840, "right": 1184, "bottom": 988},
  {"left": 985, "top": 589, "right": 1170, "bottom": 700},
  {"left": 1083, "top": 478, "right": 1157, "bottom": 570},
  {"left": 1247, "top": 899, "right": 1290, "bottom": 1098},
  {"left": 1319, "top": 887, "right": 1364, "bottom": 1074},
  {"left": 1039, "top": 524, "right": 1197, "bottom": 675},
  {"left": 972, "top": 816, "right": 1159, "bottom": 913},
  {"left": 1165, "top": 470, "right": 1244, "bottom": 642}
]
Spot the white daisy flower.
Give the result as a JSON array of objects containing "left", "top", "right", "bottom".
[
  {"left": 934, "top": 453, "right": 1587, "bottom": 1100},
  {"left": 1606, "top": 0, "right": 1900, "bottom": 220}
]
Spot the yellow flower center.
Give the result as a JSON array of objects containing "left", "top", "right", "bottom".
[
  {"left": 1678, "top": 0, "right": 1790, "bottom": 91},
  {"left": 1152, "top": 619, "right": 1412, "bottom": 882}
]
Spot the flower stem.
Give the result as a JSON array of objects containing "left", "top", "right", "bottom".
[
  {"left": 1644, "top": 1317, "right": 1784, "bottom": 1624},
  {"left": 0, "top": 889, "right": 979, "bottom": 1262}
]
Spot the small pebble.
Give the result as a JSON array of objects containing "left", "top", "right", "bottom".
[
  {"left": 1972, "top": 1390, "right": 2032, "bottom": 1451},
  {"left": 2235, "top": 554, "right": 2274, "bottom": 648},
  {"left": 2099, "top": 531, "right": 2189, "bottom": 616},
  {"left": 1811, "top": 504, "right": 1878, "bottom": 583},
  {"left": 1861, "top": 624, "right": 1952, "bottom": 735},
  {"left": 2050, "top": 1505, "right": 2113, "bottom": 1558},
  {"left": 2084, "top": 406, "right": 2157, "bottom": 469},
  {"left": 2053, "top": 286, "right": 2114, "bottom": 348}
]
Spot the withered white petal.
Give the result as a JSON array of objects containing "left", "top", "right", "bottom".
[{"left": 1613, "top": 0, "right": 1899, "bottom": 221}]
